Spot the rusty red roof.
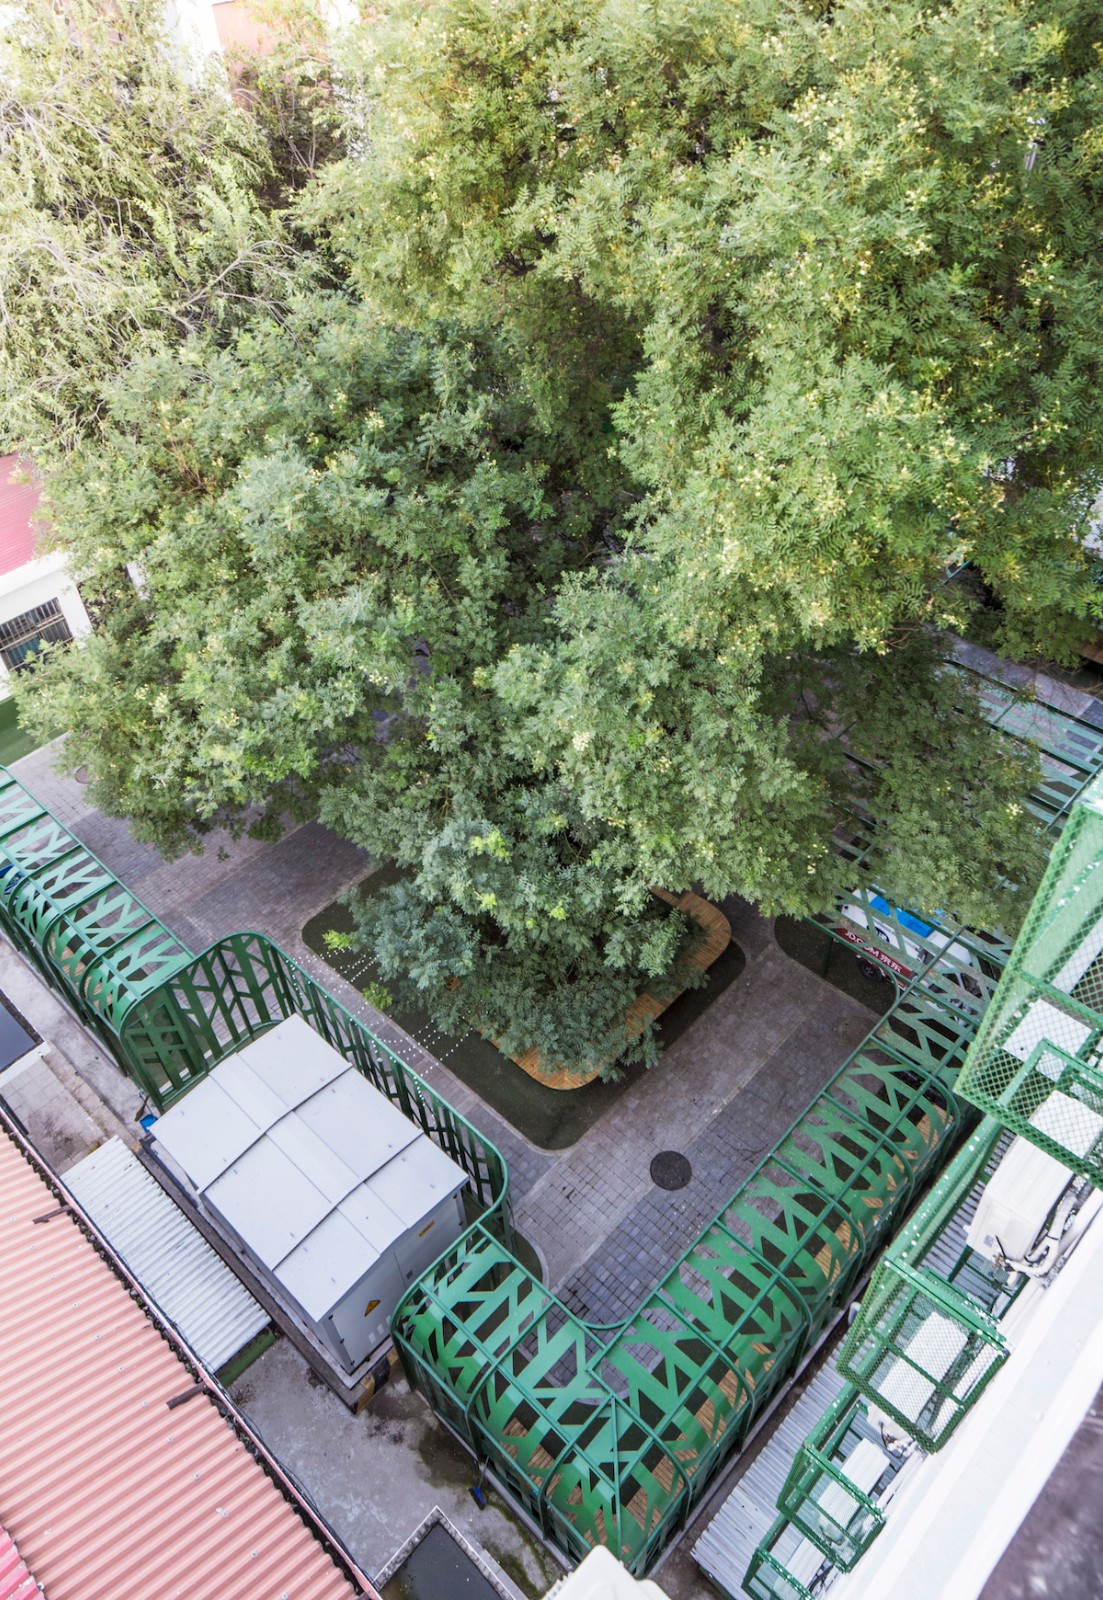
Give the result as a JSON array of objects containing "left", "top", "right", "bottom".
[
  {"left": 0, "top": 456, "right": 40, "bottom": 578},
  {"left": 0, "top": 1119, "right": 372, "bottom": 1600}
]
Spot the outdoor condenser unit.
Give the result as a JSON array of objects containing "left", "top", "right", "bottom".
[
  {"left": 967, "top": 1088, "right": 1103, "bottom": 1272},
  {"left": 149, "top": 1015, "right": 468, "bottom": 1371}
]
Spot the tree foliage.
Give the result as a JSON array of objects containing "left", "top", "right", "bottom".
[
  {"left": 15, "top": 0, "right": 1103, "bottom": 1069},
  {"left": 0, "top": 0, "right": 305, "bottom": 452}
]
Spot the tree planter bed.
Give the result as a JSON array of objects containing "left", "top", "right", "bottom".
[{"left": 504, "top": 890, "right": 732, "bottom": 1089}]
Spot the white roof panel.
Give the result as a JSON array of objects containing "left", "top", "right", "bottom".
[
  {"left": 337, "top": 1183, "right": 407, "bottom": 1256},
  {"left": 276, "top": 1209, "right": 382, "bottom": 1317},
  {"left": 205, "top": 1139, "right": 332, "bottom": 1269},
  {"left": 368, "top": 1138, "right": 467, "bottom": 1230},
  {"left": 235, "top": 1014, "right": 348, "bottom": 1107},
  {"left": 209, "top": 1053, "right": 286, "bottom": 1133},
  {"left": 295, "top": 1069, "right": 419, "bottom": 1177},
  {"left": 151, "top": 1077, "right": 263, "bottom": 1189},
  {"left": 1003, "top": 998, "right": 1091, "bottom": 1064},
  {"left": 266, "top": 1114, "right": 359, "bottom": 1207}
]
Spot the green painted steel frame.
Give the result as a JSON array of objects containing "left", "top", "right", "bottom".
[
  {"left": 955, "top": 775, "right": 1103, "bottom": 1178},
  {"left": 837, "top": 1257, "right": 1008, "bottom": 1452},
  {"left": 392, "top": 974, "right": 970, "bottom": 1575},
  {"left": 777, "top": 1386, "right": 888, "bottom": 1571},
  {"left": 743, "top": 1520, "right": 817, "bottom": 1600},
  {"left": 0, "top": 768, "right": 190, "bottom": 1049},
  {"left": 118, "top": 930, "right": 512, "bottom": 1225}
]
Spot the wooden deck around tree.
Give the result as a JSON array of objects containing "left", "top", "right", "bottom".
[{"left": 508, "top": 889, "right": 732, "bottom": 1091}]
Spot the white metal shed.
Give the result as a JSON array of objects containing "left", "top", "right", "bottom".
[{"left": 150, "top": 1015, "right": 468, "bottom": 1370}]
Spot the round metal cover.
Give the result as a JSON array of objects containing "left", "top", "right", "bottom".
[{"left": 650, "top": 1151, "right": 692, "bottom": 1191}]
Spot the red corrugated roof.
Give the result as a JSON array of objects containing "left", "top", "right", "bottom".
[
  {"left": 0, "top": 1123, "right": 371, "bottom": 1600},
  {"left": 0, "top": 1528, "right": 38, "bottom": 1600},
  {"left": 0, "top": 455, "right": 41, "bottom": 578}
]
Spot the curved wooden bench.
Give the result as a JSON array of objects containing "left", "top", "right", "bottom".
[{"left": 508, "top": 889, "right": 732, "bottom": 1090}]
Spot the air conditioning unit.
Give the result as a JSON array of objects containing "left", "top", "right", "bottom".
[{"left": 967, "top": 1091, "right": 1103, "bottom": 1271}]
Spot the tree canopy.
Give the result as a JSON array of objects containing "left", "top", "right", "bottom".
[
  {"left": 0, "top": 0, "right": 308, "bottom": 452},
  {"left": 14, "top": 0, "right": 1103, "bottom": 1070}
]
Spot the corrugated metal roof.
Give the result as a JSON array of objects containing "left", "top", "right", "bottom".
[
  {"left": 0, "top": 1121, "right": 369, "bottom": 1600},
  {"left": 0, "top": 1527, "right": 39, "bottom": 1600},
  {"left": 0, "top": 456, "right": 40, "bottom": 578},
  {"left": 63, "top": 1138, "right": 270, "bottom": 1374},
  {"left": 692, "top": 1356, "right": 849, "bottom": 1598}
]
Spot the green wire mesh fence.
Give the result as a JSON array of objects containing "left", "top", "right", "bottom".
[{"left": 955, "top": 777, "right": 1103, "bottom": 1178}]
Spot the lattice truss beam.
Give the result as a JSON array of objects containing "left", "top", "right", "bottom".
[
  {"left": 393, "top": 1000, "right": 966, "bottom": 1573},
  {"left": 0, "top": 769, "right": 189, "bottom": 1039}
]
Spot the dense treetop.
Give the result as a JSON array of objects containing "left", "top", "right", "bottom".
[
  {"left": 10, "top": 0, "right": 1103, "bottom": 1068},
  {"left": 0, "top": 0, "right": 318, "bottom": 452}
]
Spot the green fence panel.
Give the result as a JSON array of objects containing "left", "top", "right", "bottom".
[
  {"left": 777, "top": 1386, "right": 891, "bottom": 1570},
  {"left": 956, "top": 777, "right": 1103, "bottom": 1178},
  {"left": 837, "top": 1259, "right": 1008, "bottom": 1452},
  {"left": 743, "top": 1517, "right": 820, "bottom": 1600}
]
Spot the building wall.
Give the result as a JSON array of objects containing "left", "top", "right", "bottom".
[{"left": 0, "top": 550, "right": 93, "bottom": 702}]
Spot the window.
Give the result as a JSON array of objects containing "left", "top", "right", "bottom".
[{"left": 0, "top": 600, "right": 72, "bottom": 672}]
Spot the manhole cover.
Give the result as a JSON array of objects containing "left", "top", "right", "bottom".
[{"left": 651, "top": 1151, "right": 692, "bottom": 1191}]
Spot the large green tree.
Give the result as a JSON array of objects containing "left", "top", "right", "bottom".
[
  {"left": 16, "top": 0, "right": 1103, "bottom": 1071},
  {"left": 22, "top": 295, "right": 700, "bottom": 1072},
  {"left": 0, "top": 0, "right": 306, "bottom": 453},
  {"left": 300, "top": 0, "right": 1103, "bottom": 916}
]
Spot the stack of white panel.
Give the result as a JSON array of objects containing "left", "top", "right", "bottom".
[{"left": 150, "top": 1016, "right": 468, "bottom": 1371}]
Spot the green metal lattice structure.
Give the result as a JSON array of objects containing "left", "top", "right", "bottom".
[
  {"left": 0, "top": 673, "right": 1100, "bottom": 1581},
  {"left": 0, "top": 768, "right": 190, "bottom": 1052},
  {"left": 955, "top": 773, "right": 1103, "bottom": 1179},
  {"left": 0, "top": 767, "right": 511, "bottom": 1242},
  {"left": 393, "top": 978, "right": 969, "bottom": 1573}
]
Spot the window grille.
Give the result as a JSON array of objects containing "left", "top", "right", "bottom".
[{"left": 0, "top": 600, "right": 72, "bottom": 671}]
